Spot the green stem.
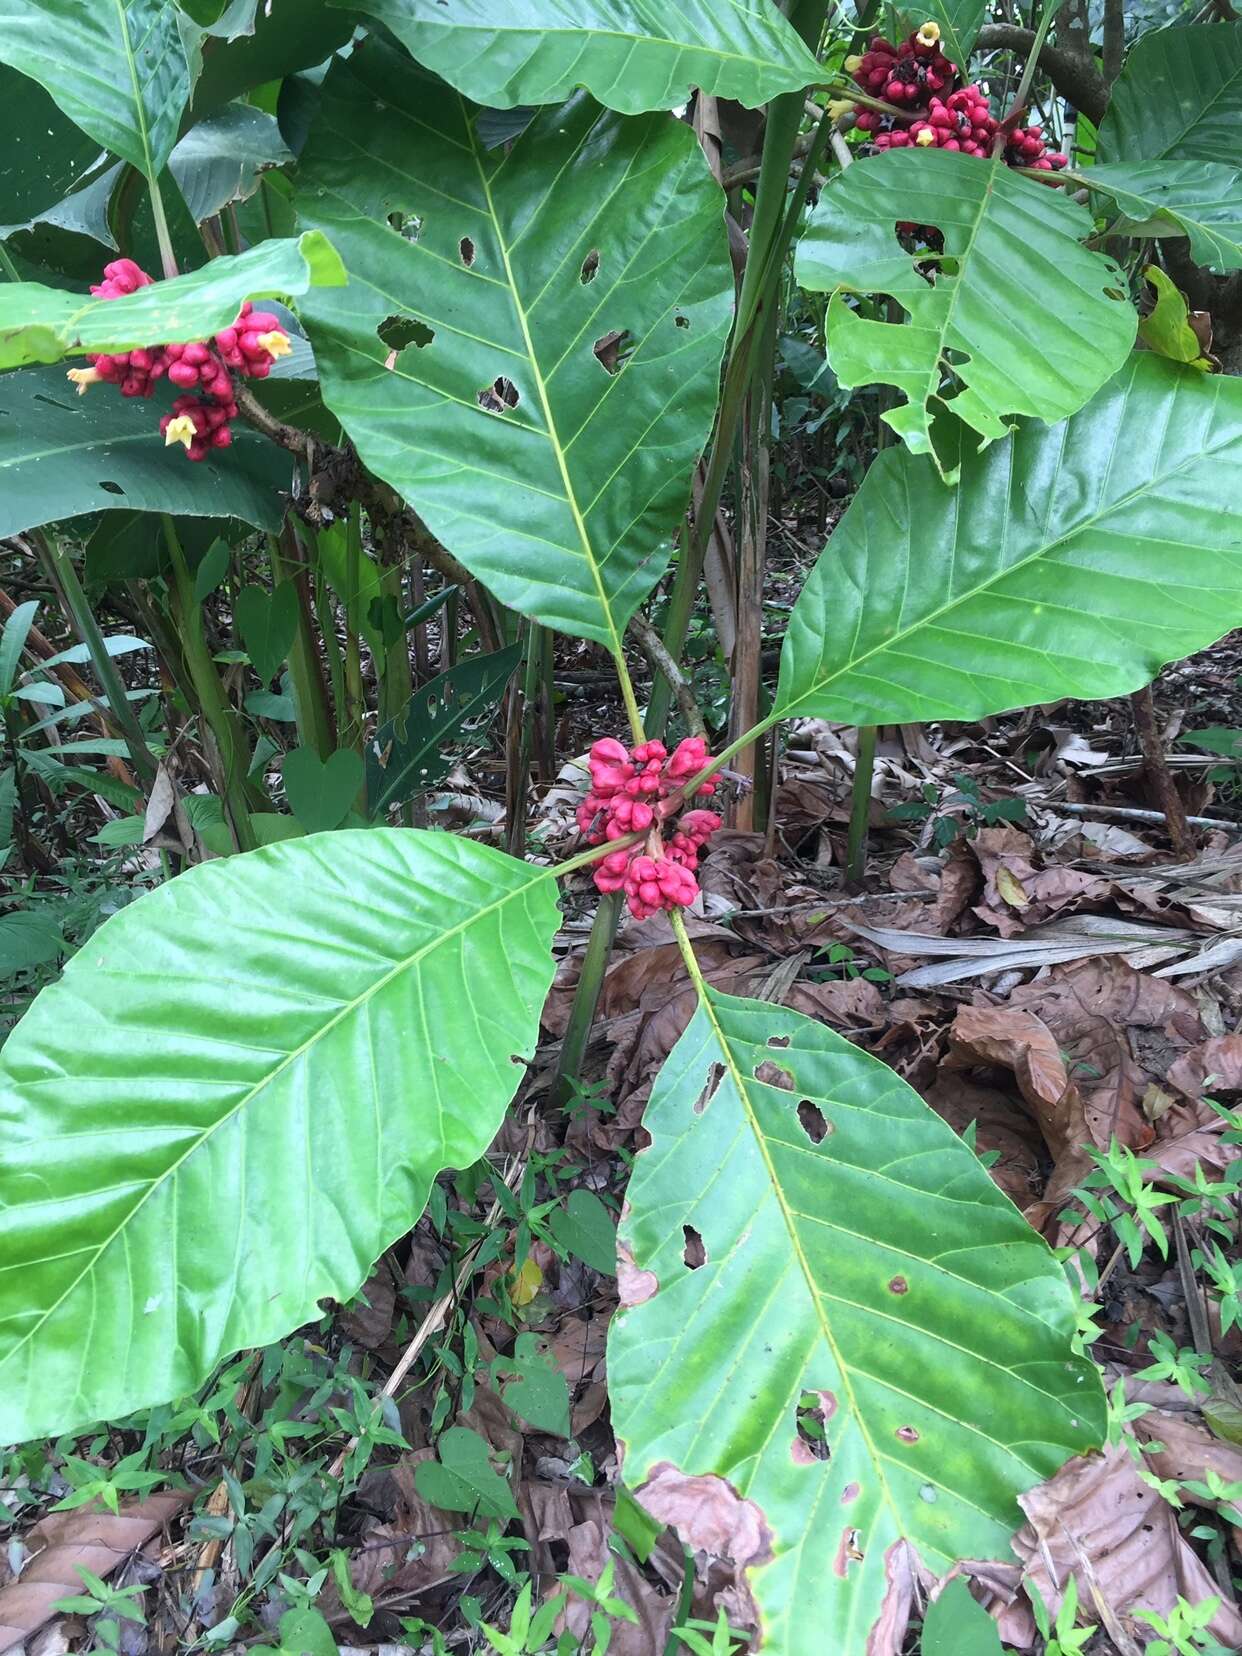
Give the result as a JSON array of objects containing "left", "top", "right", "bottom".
[
  {"left": 148, "top": 171, "right": 179, "bottom": 280},
  {"left": 0, "top": 240, "right": 20, "bottom": 282},
  {"left": 275, "top": 524, "right": 335, "bottom": 759},
  {"left": 550, "top": 891, "right": 622, "bottom": 1108},
  {"left": 845, "top": 725, "right": 877, "bottom": 890},
  {"left": 162, "top": 517, "right": 257, "bottom": 851},
  {"left": 29, "top": 529, "right": 158, "bottom": 786}
]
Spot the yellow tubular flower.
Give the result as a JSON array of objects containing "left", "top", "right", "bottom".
[
  {"left": 915, "top": 21, "right": 941, "bottom": 46},
  {"left": 915, "top": 128, "right": 936, "bottom": 145},
  {"left": 66, "top": 365, "right": 101, "bottom": 395},
  {"left": 844, "top": 53, "right": 863, "bottom": 72},
  {"left": 256, "top": 329, "right": 292, "bottom": 358},
  {"left": 163, "top": 414, "right": 197, "bottom": 450},
  {"left": 827, "top": 97, "right": 855, "bottom": 121}
]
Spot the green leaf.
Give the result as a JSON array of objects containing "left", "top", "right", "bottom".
[
  {"left": 1089, "top": 160, "right": 1242, "bottom": 273},
  {"left": 0, "top": 232, "right": 345, "bottom": 369},
  {"left": 896, "top": 0, "right": 986, "bottom": 71},
  {"left": 0, "top": 65, "right": 112, "bottom": 242},
  {"left": 494, "top": 1332, "right": 571, "bottom": 1436},
  {"left": 366, "top": 646, "right": 523, "bottom": 818},
  {"left": 282, "top": 747, "right": 363, "bottom": 834},
  {"left": 794, "top": 149, "right": 1136, "bottom": 471},
  {"left": 0, "top": 600, "right": 39, "bottom": 699},
  {"left": 0, "top": 0, "right": 192, "bottom": 179},
  {"left": 169, "top": 103, "right": 293, "bottom": 226},
  {"left": 609, "top": 989, "right": 1104, "bottom": 1653},
  {"left": 276, "top": 1606, "right": 338, "bottom": 1656},
  {"left": 0, "top": 365, "right": 289, "bottom": 537},
  {"left": 194, "top": 539, "right": 231, "bottom": 602},
  {"left": 775, "top": 354, "right": 1242, "bottom": 726},
  {"left": 1137, "top": 266, "right": 1212, "bottom": 370},
  {"left": 344, "top": 0, "right": 821, "bottom": 113},
  {"left": 1098, "top": 23, "right": 1242, "bottom": 163},
  {"left": 0, "top": 910, "right": 65, "bottom": 976},
  {"left": 414, "top": 1425, "right": 520, "bottom": 1520},
  {"left": 295, "top": 43, "right": 733, "bottom": 648},
  {"left": 235, "top": 582, "right": 298, "bottom": 683},
  {"left": 0, "top": 829, "right": 560, "bottom": 1443},
  {"left": 920, "top": 1578, "right": 1004, "bottom": 1655},
  {"left": 190, "top": 0, "right": 356, "bottom": 117},
  {"left": 550, "top": 1189, "right": 617, "bottom": 1276}
]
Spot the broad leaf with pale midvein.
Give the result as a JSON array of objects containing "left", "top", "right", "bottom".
[
  {"left": 1097, "top": 23, "right": 1242, "bottom": 164},
  {"left": 0, "top": 0, "right": 191, "bottom": 179},
  {"left": 294, "top": 42, "right": 732, "bottom": 649},
  {"left": 794, "top": 149, "right": 1135, "bottom": 471},
  {"left": 0, "top": 233, "right": 345, "bottom": 370},
  {"left": 341, "top": 0, "right": 821, "bottom": 113},
  {"left": 610, "top": 991, "right": 1103, "bottom": 1653},
  {"left": 0, "top": 830, "right": 559, "bottom": 1444},
  {"left": 1087, "top": 160, "right": 1242, "bottom": 273},
  {"left": 775, "top": 354, "right": 1242, "bottom": 726}
]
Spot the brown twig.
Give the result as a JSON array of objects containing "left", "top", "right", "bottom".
[
  {"left": 627, "top": 614, "right": 707, "bottom": 738},
  {"left": 1130, "top": 686, "right": 1194, "bottom": 856}
]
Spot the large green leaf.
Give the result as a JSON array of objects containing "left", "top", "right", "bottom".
[
  {"left": 0, "top": 829, "right": 560, "bottom": 1444},
  {"left": 0, "top": 232, "right": 344, "bottom": 370},
  {"left": 169, "top": 104, "right": 293, "bottom": 226},
  {"left": 775, "top": 354, "right": 1242, "bottom": 726},
  {"left": 1097, "top": 22, "right": 1242, "bottom": 164},
  {"left": 610, "top": 989, "right": 1103, "bottom": 1653},
  {"left": 794, "top": 149, "right": 1136, "bottom": 471},
  {"left": 1087, "top": 160, "right": 1242, "bottom": 273},
  {"left": 295, "top": 43, "right": 732, "bottom": 649},
  {"left": 0, "top": 65, "right": 110, "bottom": 241},
  {"left": 367, "top": 645, "right": 523, "bottom": 817},
  {"left": 0, "top": 0, "right": 192, "bottom": 179},
  {"left": 343, "top": 0, "right": 821, "bottom": 113},
  {"left": 0, "top": 365, "right": 289, "bottom": 536}
]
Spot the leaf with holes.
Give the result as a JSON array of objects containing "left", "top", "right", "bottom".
[
  {"left": 294, "top": 42, "right": 733, "bottom": 649},
  {"left": 0, "top": 830, "right": 560, "bottom": 1443},
  {"left": 1097, "top": 23, "right": 1242, "bottom": 164},
  {"left": 774, "top": 354, "right": 1242, "bottom": 726},
  {"left": 366, "top": 645, "right": 523, "bottom": 818},
  {"left": 342, "top": 0, "right": 821, "bottom": 113},
  {"left": 0, "top": 232, "right": 344, "bottom": 370},
  {"left": 0, "top": 0, "right": 192, "bottom": 180},
  {"left": 794, "top": 149, "right": 1136, "bottom": 472},
  {"left": 1087, "top": 160, "right": 1242, "bottom": 273},
  {"left": 609, "top": 989, "right": 1103, "bottom": 1654},
  {"left": 0, "top": 365, "right": 289, "bottom": 536}
]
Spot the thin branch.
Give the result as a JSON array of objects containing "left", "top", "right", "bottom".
[{"left": 628, "top": 613, "right": 707, "bottom": 737}]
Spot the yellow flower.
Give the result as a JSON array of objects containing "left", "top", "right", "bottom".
[
  {"left": 915, "top": 128, "right": 936, "bottom": 145},
  {"left": 163, "top": 414, "right": 197, "bottom": 450},
  {"left": 827, "top": 97, "right": 855, "bottom": 122},
  {"left": 66, "top": 365, "right": 101, "bottom": 395},
  {"left": 915, "top": 21, "right": 941, "bottom": 46},
  {"left": 844, "top": 53, "right": 863, "bottom": 72},
  {"left": 256, "top": 329, "right": 291, "bottom": 359}
]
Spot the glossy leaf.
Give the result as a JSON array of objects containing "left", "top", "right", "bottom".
[
  {"left": 190, "top": 0, "right": 356, "bottom": 117},
  {"left": 897, "top": 0, "right": 986, "bottom": 71},
  {"left": 169, "top": 103, "right": 293, "bottom": 226},
  {"left": 344, "top": 0, "right": 821, "bottom": 113},
  {"left": 0, "top": 365, "right": 289, "bottom": 537},
  {"left": 1097, "top": 23, "right": 1242, "bottom": 163},
  {"left": 0, "top": 829, "right": 560, "bottom": 1443},
  {"left": 366, "top": 645, "right": 523, "bottom": 817},
  {"left": 794, "top": 149, "right": 1136, "bottom": 471},
  {"left": 609, "top": 989, "right": 1103, "bottom": 1654},
  {"left": 1087, "top": 160, "right": 1242, "bottom": 273},
  {"left": 0, "top": 64, "right": 110, "bottom": 242},
  {"left": 775, "top": 354, "right": 1242, "bottom": 726},
  {"left": 295, "top": 42, "right": 732, "bottom": 648},
  {"left": 0, "top": 0, "right": 192, "bottom": 179},
  {"left": 0, "top": 232, "right": 344, "bottom": 370},
  {"left": 1138, "top": 266, "right": 1212, "bottom": 370}
]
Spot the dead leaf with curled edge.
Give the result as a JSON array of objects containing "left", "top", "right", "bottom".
[
  {"left": 1012, "top": 1442, "right": 1242, "bottom": 1650},
  {"left": 0, "top": 1492, "right": 187, "bottom": 1655}
]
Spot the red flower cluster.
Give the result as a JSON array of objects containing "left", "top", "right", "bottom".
[
  {"left": 577, "top": 736, "right": 722, "bottom": 920},
  {"left": 67, "top": 260, "right": 292, "bottom": 461},
  {"left": 843, "top": 24, "right": 1067, "bottom": 171}
]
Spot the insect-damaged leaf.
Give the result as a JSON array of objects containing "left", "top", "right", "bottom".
[
  {"left": 794, "top": 148, "right": 1135, "bottom": 472},
  {"left": 294, "top": 41, "right": 733, "bottom": 649},
  {"left": 609, "top": 989, "right": 1104, "bottom": 1654}
]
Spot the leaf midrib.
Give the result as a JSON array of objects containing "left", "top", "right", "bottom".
[
  {"left": 778, "top": 371, "right": 1240, "bottom": 717},
  {"left": 112, "top": 0, "right": 155, "bottom": 181},
  {"left": 0, "top": 861, "right": 553, "bottom": 1372}
]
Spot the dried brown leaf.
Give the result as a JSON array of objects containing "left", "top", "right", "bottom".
[{"left": 0, "top": 1493, "right": 187, "bottom": 1655}]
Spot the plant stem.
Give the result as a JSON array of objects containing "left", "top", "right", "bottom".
[
  {"left": 162, "top": 517, "right": 257, "bottom": 851},
  {"left": 0, "top": 240, "right": 20, "bottom": 282},
  {"left": 28, "top": 530, "right": 159, "bottom": 786},
  {"left": 845, "top": 725, "right": 877, "bottom": 890},
  {"left": 549, "top": 890, "right": 623, "bottom": 1108},
  {"left": 148, "top": 172, "right": 179, "bottom": 280},
  {"left": 1130, "top": 686, "right": 1193, "bottom": 857},
  {"left": 275, "top": 523, "right": 335, "bottom": 759}
]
